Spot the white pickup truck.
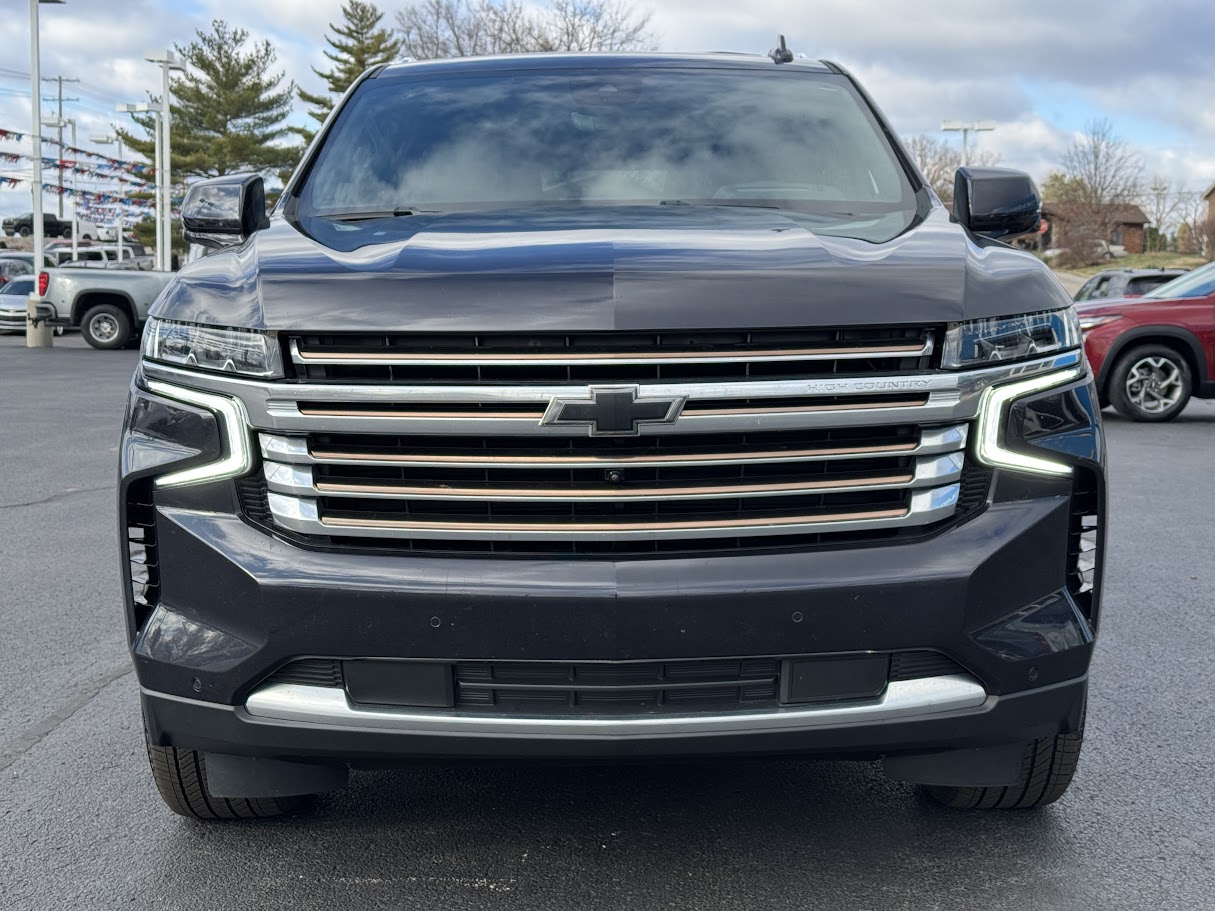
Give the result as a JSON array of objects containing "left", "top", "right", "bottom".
[{"left": 36, "top": 267, "right": 173, "bottom": 348}]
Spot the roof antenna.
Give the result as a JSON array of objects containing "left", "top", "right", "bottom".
[{"left": 769, "top": 34, "right": 794, "bottom": 64}]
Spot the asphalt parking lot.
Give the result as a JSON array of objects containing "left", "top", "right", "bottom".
[{"left": 3, "top": 334, "right": 1214, "bottom": 911}]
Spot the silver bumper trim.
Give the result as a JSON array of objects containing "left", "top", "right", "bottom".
[{"left": 243, "top": 674, "right": 989, "bottom": 738}]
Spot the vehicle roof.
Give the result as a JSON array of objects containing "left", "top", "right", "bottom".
[
  {"left": 376, "top": 51, "right": 834, "bottom": 78},
  {"left": 1087, "top": 267, "right": 1188, "bottom": 277}
]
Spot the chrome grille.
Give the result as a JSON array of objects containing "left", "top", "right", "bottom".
[{"left": 256, "top": 328, "right": 970, "bottom": 550}]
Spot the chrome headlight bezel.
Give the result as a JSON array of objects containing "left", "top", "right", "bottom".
[
  {"left": 142, "top": 318, "right": 284, "bottom": 379},
  {"left": 942, "top": 308, "right": 1081, "bottom": 370}
]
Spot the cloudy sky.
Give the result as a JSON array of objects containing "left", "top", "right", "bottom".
[{"left": 2, "top": 0, "right": 1213, "bottom": 217}]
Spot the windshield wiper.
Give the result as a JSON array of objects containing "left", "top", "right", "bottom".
[
  {"left": 323, "top": 206, "right": 438, "bottom": 222},
  {"left": 659, "top": 199, "right": 781, "bottom": 209}
]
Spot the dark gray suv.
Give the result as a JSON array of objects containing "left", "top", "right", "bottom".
[{"left": 1074, "top": 268, "right": 1188, "bottom": 302}]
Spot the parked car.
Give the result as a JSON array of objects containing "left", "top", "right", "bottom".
[
  {"left": 0, "top": 250, "right": 57, "bottom": 271},
  {"left": 47, "top": 244, "right": 154, "bottom": 270},
  {"left": 95, "top": 225, "right": 139, "bottom": 244},
  {"left": 0, "top": 257, "right": 32, "bottom": 285},
  {"left": 35, "top": 266, "right": 173, "bottom": 348},
  {"left": 1078, "top": 260, "right": 1215, "bottom": 420},
  {"left": 47, "top": 239, "right": 148, "bottom": 257},
  {"left": 122, "top": 51, "right": 1105, "bottom": 820},
  {"left": 0, "top": 275, "right": 36, "bottom": 332},
  {"left": 2, "top": 211, "right": 75, "bottom": 238},
  {"left": 1073, "top": 268, "right": 1189, "bottom": 303}
]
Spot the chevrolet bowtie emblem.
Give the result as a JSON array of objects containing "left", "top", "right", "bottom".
[{"left": 541, "top": 386, "right": 686, "bottom": 436}]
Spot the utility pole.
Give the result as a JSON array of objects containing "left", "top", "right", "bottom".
[
  {"left": 28, "top": 0, "right": 67, "bottom": 349},
  {"left": 42, "top": 74, "right": 80, "bottom": 218},
  {"left": 941, "top": 120, "right": 997, "bottom": 166},
  {"left": 146, "top": 50, "right": 185, "bottom": 272},
  {"left": 117, "top": 102, "right": 162, "bottom": 267},
  {"left": 43, "top": 117, "right": 76, "bottom": 258}
]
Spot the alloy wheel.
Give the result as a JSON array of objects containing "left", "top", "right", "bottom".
[{"left": 1125, "top": 355, "right": 1184, "bottom": 415}]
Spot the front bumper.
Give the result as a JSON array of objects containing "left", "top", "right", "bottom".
[
  {"left": 143, "top": 675, "right": 1087, "bottom": 765},
  {"left": 125, "top": 357, "right": 1106, "bottom": 767},
  {"left": 133, "top": 487, "right": 1098, "bottom": 763}
]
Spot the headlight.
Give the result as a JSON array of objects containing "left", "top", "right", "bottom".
[
  {"left": 975, "top": 368, "right": 1084, "bottom": 476},
  {"left": 1078, "top": 314, "right": 1122, "bottom": 333},
  {"left": 142, "top": 318, "right": 283, "bottom": 378},
  {"left": 942, "top": 308, "right": 1080, "bottom": 369},
  {"left": 144, "top": 380, "right": 253, "bottom": 488}
]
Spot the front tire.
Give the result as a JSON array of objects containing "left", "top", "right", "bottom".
[
  {"left": 81, "top": 303, "right": 132, "bottom": 349},
  {"left": 146, "top": 738, "right": 304, "bottom": 820},
  {"left": 18, "top": 225, "right": 31, "bottom": 237},
  {"left": 1109, "top": 344, "right": 1192, "bottom": 422},
  {"left": 924, "top": 729, "right": 1083, "bottom": 810}
]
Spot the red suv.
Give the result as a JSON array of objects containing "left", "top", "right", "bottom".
[{"left": 1078, "top": 260, "right": 1215, "bottom": 420}]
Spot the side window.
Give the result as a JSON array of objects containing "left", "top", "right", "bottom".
[
  {"left": 1126, "top": 277, "right": 1170, "bottom": 296},
  {"left": 1076, "top": 278, "right": 1100, "bottom": 301},
  {"left": 1087, "top": 276, "right": 1112, "bottom": 300}
]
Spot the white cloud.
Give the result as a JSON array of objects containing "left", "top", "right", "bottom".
[{"left": 3, "top": 0, "right": 1214, "bottom": 217}]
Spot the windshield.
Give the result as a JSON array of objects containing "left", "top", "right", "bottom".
[
  {"left": 296, "top": 67, "right": 918, "bottom": 243},
  {"left": 1, "top": 278, "right": 33, "bottom": 296},
  {"left": 1144, "top": 261, "right": 1215, "bottom": 299}
]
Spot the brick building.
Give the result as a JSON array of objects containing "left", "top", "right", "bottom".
[{"left": 1040, "top": 202, "right": 1150, "bottom": 255}]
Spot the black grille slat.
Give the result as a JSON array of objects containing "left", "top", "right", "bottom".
[
  {"left": 288, "top": 327, "right": 939, "bottom": 385},
  {"left": 888, "top": 651, "right": 967, "bottom": 681},
  {"left": 1067, "top": 470, "right": 1102, "bottom": 623},
  {"left": 126, "top": 482, "right": 160, "bottom": 628},
  {"left": 266, "top": 658, "right": 345, "bottom": 688},
  {"left": 454, "top": 657, "right": 782, "bottom": 712}
]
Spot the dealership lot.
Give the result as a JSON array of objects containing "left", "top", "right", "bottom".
[{"left": 2, "top": 334, "right": 1214, "bottom": 911}]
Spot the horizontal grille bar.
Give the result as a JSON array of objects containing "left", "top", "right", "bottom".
[
  {"left": 262, "top": 453, "right": 962, "bottom": 502},
  {"left": 260, "top": 425, "right": 967, "bottom": 469},
  {"left": 290, "top": 337, "right": 933, "bottom": 367},
  {"left": 265, "top": 485, "right": 960, "bottom": 541},
  {"left": 287, "top": 328, "right": 938, "bottom": 385}
]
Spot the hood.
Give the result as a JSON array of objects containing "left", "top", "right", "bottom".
[{"left": 154, "top": 205, "right": 1072, "bottom": 332}]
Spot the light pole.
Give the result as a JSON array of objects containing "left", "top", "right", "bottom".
[
  {"left": 117, "top": 102, "right": 162, "bottom": 268},
  {"left": 91, "top": 133, "right": 125, "bottom": 263},
  {"left": 28, "top": 0, "right": 67, "bottom": 348},
  {"left": 941, "top": 120, "right": 997, "bottom": 166},
  {"left": 43, "top": 116, "right": 76, "bottom": 260},
  {"left": 145, "top": 50, "right": 185, "bottom": 271}
]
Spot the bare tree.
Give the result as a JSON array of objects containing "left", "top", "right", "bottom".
[
  {"left": 1060, "top": 119, "right": 1143, "bottom": 207},
  {"left": 904, "top": 134, "right": 999, "bottom": 204},
  {"left": 1053, "top": 119, "right": 1144, "bottom": 266},
  {"left": 1177, "top": 190, "right": 1214, "bottom": 260},
  {"left": 540, "top": 0, "right": 654, "bottom": 51},
  {"left": 395, "top": 0, "right": 656, "bottom": 59},
  {"left": 1141, "top": 176, "right": 1179, "bottom": 253}
]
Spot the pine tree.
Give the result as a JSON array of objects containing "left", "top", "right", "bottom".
[
  {"left": 115, "top": 20, "right": 299, "bottom": 180},
  {"left": 295, "top": 2, "right": 402, "bottom": 144}
]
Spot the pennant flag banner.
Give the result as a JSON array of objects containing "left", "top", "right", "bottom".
[{"left": 0, "top": 127, "right": 154, "bottom": 178}]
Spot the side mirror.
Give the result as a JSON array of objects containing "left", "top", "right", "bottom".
[
  {"left": 181, "top": 174, "right": 270, "bottom": 250},
  {"left": 952, "top": 167, "right": 1041, "bottom": 239}
]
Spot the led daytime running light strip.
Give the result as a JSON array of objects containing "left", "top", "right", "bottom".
[
  {"left": 146, "top": 380, "right": 253, "bottom": 488},
  {"left": 975, "top": 368, "right": 1085, "bottom": 476}
]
